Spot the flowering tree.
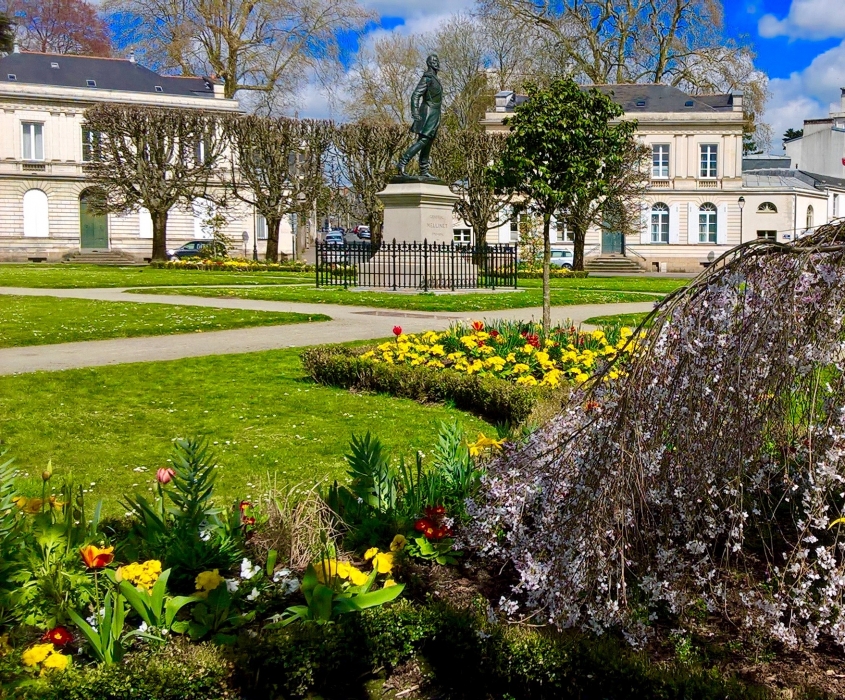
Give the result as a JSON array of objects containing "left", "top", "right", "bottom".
[
  {"left": 8, "top": 0, "right": 111, "bottom": 55},
  {"left": 490, "top": 78, "right": 638, "bottom": 330},
  {"left": 466, "top": 221, "right": 845, "bottom": 650}
]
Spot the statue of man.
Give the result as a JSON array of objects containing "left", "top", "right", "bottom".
[{"left": 397, "top": 54, "right": 442, "bottom": 179}]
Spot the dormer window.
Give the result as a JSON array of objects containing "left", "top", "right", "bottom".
[
  {"left": 684, "top": 100, "right": 694, "bottom": 107},
  {"left": 86, "top": 79, "right": 96, "bottom": 87},
  {"left": 635, "top": 99, "right": 646, "bottom": 107},
  {"left": 7, "top": 74, "right": 15, "bottom": 81},
  {"left": 50, "top": 62, "right": 59, "bottom": 69},
  {"left": 154, "top": 85, "right": 163, "bottom": 92}
]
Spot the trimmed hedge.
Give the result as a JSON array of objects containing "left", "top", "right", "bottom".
[
  {"left": 149, "top": 260, "right": 314, "bottom": 272},
  {"left": 301, "top": 345, "right": 554, "bottom": 425},
  {"left": 518, "top": 269, "right": 590, "bottom": 279},
  {"left": 234, "top": 601, "right": 780, "bottom": 700}
]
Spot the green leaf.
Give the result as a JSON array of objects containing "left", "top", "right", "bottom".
[
  {"left": 348, "top": 583, "right": 405, "bottom": 610},
  {"left": 310, "top": 583, "right": 334, "bottom": 623}
]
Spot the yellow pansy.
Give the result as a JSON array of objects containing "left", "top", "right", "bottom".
[
  {"left": 21, "top": 644, "right": 53, "bottom": 667},
  {"left": 390, "top": 534, "right": 407, "bottom": 551},
  {"left": 41, "top": 652, "right": 69, "bottom": 672},
  {"left": 511, "top": 363, "right": 530, "bottom": 374},
  {"left": 516, "top": 375, "right": 538, "bottom": 386},
  {"left": 372, "top": 552, "right": 395, "bottom": 574}
]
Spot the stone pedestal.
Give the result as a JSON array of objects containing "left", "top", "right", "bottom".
[{"left": 376, "top": 179, "right": 460, "bottom": 244}]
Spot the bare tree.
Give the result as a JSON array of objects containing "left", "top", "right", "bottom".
[
  {"left": 344, "top": 33, "right": 424, "bottom": 124},
  {"left": 83, "top": 105, "right": 224, "bottom": 261},
  {"left": 222, "top": 115, "right": 331, "bottom": 262},
  {"left": 433, "top": 126, "right": 511, "bottom": 244},
  {"left": 107, "top": 0, "right": 372, "bottom": 101},
  {"left": 331, "top": 120, "right": 410, "bottom": 248},
  {"left": 6, "top": 0, "right": 111, "bottom": 55}
]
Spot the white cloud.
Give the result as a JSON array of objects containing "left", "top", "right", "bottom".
[
  {"left": 759, "top": 0, "right": 845, "bottom": 40},
  {"left": 360, "top": 0, "right": 475, "bottom": 18},
  {"left": 764, "top": 39, "right": 845, "bottom": 148}
]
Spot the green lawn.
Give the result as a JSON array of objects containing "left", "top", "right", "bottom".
[
  {"left": 0, "top": 264, "right": 312, "bottom": 289},
  {"left": 582, "top": 312, "right": 651, "bottom": 327},
  {"left": 0, "top": 296, "right": 328, "bottom": 348},
  {"left": 132, "top": 285, "right": 659, "bottom": 312},
  {"left": 520, "top": 276, "right": 689, "bottom": 293},
  {"left": 0, "top": 348, "right": 487, "bottom": 513}
]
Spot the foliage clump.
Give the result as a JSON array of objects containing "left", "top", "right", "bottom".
[{"left": 466, "top": 222, "right": 845, "bottom": 649}]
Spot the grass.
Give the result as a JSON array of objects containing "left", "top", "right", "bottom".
[
  {"left": 131, "top": 285, "right": 660, "bottom": 312},
  {"left": 582, "top": 312, "right": 651, "bottom": 327},
  {"left": 518, "top": 276, "right": 689, "bottom": 293},
  {"left": 0, "top": 348, "right": 487, "bottom": 514},
  {"left": 0, "top": 296, "right": 329, "bottom": 348},
  {"left": 0, "top": 264, "right": 313, "bottom": 289}
]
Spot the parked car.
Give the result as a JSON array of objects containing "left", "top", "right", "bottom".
[
  {"left": 538, "top": 249, "right": 574, "bottom": 269},
  {"left": 324, "top": 231, "right": 345, "bottom": 246},
  {"left": 356, "top": 226, "right": 371, "bottom": 240},
  {"left": 167, "top": 240, "right": 227, "bottom": 260}
]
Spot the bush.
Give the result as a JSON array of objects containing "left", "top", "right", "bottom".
[
  {"left": 18, "top": 638, "right": 237, "bottom": 700},
  {"left": 301, "top": 345, "right": 552, "bottom": 425},
  {"left": 517, "top": 268, "right": 589, "bottom": 279},
  {"left": 234, "top": 601, "right": 779, "bottom": 700},
  {"left": 149, "top": 259, "right": 313, "bottom": 273}
]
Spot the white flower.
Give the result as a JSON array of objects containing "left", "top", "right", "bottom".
[
  {"left": 246, "top": 587, "right": 260, "bottom": 602},
  {"left": 272, "top": 568, "right": 291, "bottom": 583},
  {"left": 282, "top": 578, "right": 300, "bottom": 595},
  {"left": 225, "top": 578, "right": 240, "bottom": 593},
  {"left": 138, "top": 621, "right": 149, "bottom": 633},
  {"left": 240, "top": 558, "right": 261, "bottom": 580}
]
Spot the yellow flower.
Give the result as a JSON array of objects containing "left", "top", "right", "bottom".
[
  {"left": 373, "top": 552, "right": 394, "bottom": 574},
  {"left": 447, "top": 351, "right": 466, "bottom": 361},
  {"left": 590, "top": 330, "right": 605, "bottom": 341},
  {"left": 574, "top": 372, "right": 590, "bottom": 384},
  {"left": 361, "top": 350, "right": 375, "bottom": 359},
  {"left": 22, "top": 644, "right": 53, "bottom": 667},
  {"left": 516, "top": 375, "right": 538, "bottom": 386},
  {"left": 506, "top": 353, "right": 516, "bottom": 362},
  {"left": 426, "top": 360, "right": 445, "bottom": 369},
  {"left": 41, "top": 651, "right": 69, "bottom": 672},
  {"left": 468, "top": 432, "right": 506, "bottom": 456},
  {"left": 429, "top": 344, "right": 445, "bottom": 356},
  {"left": 314, "top": 559, "right": 339, "bottom": 583},
  {"left": 195, "top": 569, "right": 224, "bottom": 596},
  {"left": 383, "top": 579, "right": 397, "bottom": 588},
  {"left": 465, "top": 360, "right": 484, "bottom": 375},
  {"left": 336, "top": 561, "right": 369, "bottom": 586},
  {"left": 118, "top": 560, "right": 162, "bottom": 591},
  {"left": 390, "top": 534, "right": 407, "bottom": 551},
  {"left": 521, "top": 344, "right": 535, "bottom": 354},
  {"left": 534, "top": 351, "right": 550, "bottom": 364},
  {"left": 364, "top": 547, "right": 379, "bottom": 561},
  {"left": 15, "top": 497, "right": 44, "bottom": 515},
  {"left": 459, "top": 336, "right": 477, "bottom": 349},
  {"left": 511, "top": 363, "right": 530, "bottom": 374}
]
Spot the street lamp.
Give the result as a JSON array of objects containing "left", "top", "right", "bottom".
[{"left": 738, "top": 196, "right": 746, "bottom": 244}]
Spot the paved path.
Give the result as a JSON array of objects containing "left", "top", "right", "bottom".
[{"left": 0, "top": 286, "right": 656, "bottom": 376}]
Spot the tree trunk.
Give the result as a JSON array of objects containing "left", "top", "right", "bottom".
[
  {"left": 542, "top": 211, "right": 551, "bottom": 334},
  {"left": 150, "top": 209, "right": 169, "bottom": 261},
  {"left": 572, "top": 224, "right": 587, "bottom": 272},
  {"left": 296, "top": 213, "right": 308, "bottom": 261},
  {"left": 265, "top": 216, "right": 282, "bottom": 262},
  {"left": 369, "top": 213, "right": 384, "bottom": 251}
]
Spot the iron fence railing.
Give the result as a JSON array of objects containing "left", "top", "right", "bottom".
[{"left": 315, "top": 239, "right": 517, "bottom": 291}]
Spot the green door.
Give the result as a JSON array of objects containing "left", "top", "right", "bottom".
[
  {"left": 80, "top": 192, "right": 108, "bottom": 249},
  {"left": 601, "top": 200, "right": 624, "bottom": 254}
]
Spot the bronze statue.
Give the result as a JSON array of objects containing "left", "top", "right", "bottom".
[{"left": 397, "top": 54, "right": 442, "bottom": 180}]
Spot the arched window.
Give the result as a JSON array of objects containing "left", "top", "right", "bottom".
[
  {"left": 138, "top": 207, "right": 153, "bottom": 239},
  {"left": 192, "top": 198, "right": 216, "bottom": 239},
  {"left": 651, "top": 203, "right": 669, "bottom": 243},
  {"left": 698, "top": 203, "right": 717, "bottom": 244},
  {"left": 757, "top": 201, "right": 777, "bottom": 213},
  {"left": 806, "top": 205, "right": 814, "bottom": 231},
  {"left": 23, "top": 189, "right": 48, "bottom": 237}
]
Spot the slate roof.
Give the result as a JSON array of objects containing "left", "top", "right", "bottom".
[
  {"left": 742, "top": 155, "right": 792, "bottom": 172},
  {"left": 0, "top": 52, "right": 217, "bottom": 98},
  {"left": 742, "top": 168, "right": 845, "bottom": 191}
]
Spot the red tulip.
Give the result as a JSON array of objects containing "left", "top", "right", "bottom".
[
  {"left": 393, "top": 326, "right": 403, "bottom": 336},
  {"left": 80, "top": 544, "right": 114, "bottom": 569},
  {"left": 156, "top": 467, "right": 175, "bottom": 484},
  {"left": 43, "top": 626, "right": 73, "bottom": 647},
  {"left": 472, "top": 321, "right": 484, "bottom": 331},
  {"left": 489, "top": 330, "right": 499, "bottom": 338}
]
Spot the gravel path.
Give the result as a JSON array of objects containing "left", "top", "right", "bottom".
[{"left": 0, "top": 286, "right": 656, "bottom": 375}]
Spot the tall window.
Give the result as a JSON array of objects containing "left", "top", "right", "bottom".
[
  {"left": 23, "top": 189, "right": 49, "bottom": 237},
  {"left": 699, "top": 203, "right": 717, "bottom": 243},
  {"left": 22, "top": 122, "right": 44, "bottom": 161},
  {"left": 700, "top": 144, "right": 718, "bottom": 178},
  {"left": 651, "top": 203, "right": 669, "bottom": 243},
  {"left": 652, "top": 144, "right": 670, "bottom": 179},
  {"left": 806, "top": 205, "right": 814, "bottom": 230},
  {"left": 834, "top": 194, "right": 840, "bottom": 217},
  {"left": 256, "top": 214, "right": 267, "bottom": 240},
  {"left": 81, "top": 128, "right": 100, "bottom": 162}
]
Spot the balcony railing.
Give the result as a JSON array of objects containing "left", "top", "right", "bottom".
[
  {"left": 21, "top": 162, "right": 47, "bottom": 172},
  {"left": 697, "top": 179, "right": 719, "bottom": 189},
  {"left": 649, "top": 179, "right": 671, "bottom": 189}
]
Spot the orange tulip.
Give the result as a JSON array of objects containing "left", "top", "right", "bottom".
[{"left": 80, "top": 545, "right": 114, "bottom": 569}]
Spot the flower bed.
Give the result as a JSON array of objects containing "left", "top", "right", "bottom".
[
  {"left": 517, "top": 268, "right": 589, "bottom": 279},
  {"left": 150, "top": 258, "right": 313, "bottom": 273}
]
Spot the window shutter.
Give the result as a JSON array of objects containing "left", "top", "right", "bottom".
[
  {"left": 687, "top": 203, "right": 698, "bottom": 244},
  {"left": 717, "top": 203, "right": 728, "bottom": 245},
  {"left": 669, "top": 203, "right": 680, "bottom": 244},
  {"left": 640, "top": 203, "right": 650, "bottom": 244}
]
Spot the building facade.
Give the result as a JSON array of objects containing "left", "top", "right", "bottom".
[
  {"left": 478, "top": 85, "right": 844, "bottom": 272},
  {"left": 0, "top": 50, "right": 294, "bottom": 262}
]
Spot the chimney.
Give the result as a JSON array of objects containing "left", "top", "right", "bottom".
[
  {"left": 840, "top": 87, "right": 845, "bottom": 113},
  {"left": 12, "top": 43, "right": 19, "bottom": 54},
  {"left": 494, "top": 90, "right": 514, "bottom": 112},
  {"left": 731, "top": 91, "right": 744, "bottom": 112},
  {"left": 128, "top": 52, "right": 135, "bottom": 64},
  {"left": 213, "top": 80, "right": 225, "bottom": 99}
]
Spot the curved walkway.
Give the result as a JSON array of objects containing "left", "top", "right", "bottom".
[{"left": 0, "top": 286, "right": 656, "bottom": 375}]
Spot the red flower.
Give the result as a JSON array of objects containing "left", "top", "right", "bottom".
[
  {"left": 239, "top": 500, "right": 252, "bottom": 512},
  {"left": 423, "top": 526, "right": 437, "bottom": 539},
  {"left": 393, "top": 326, "right": 403, "bottom": 336},
  {"left": 424, "top": 505, "right": 446, "bottom": 518},
  {"left": 242, "top": 516, "right": 256, "bottom": 526},
  {"left": 80, "top": 544, "right": 114, "bottom": 569},
  {"left": 43, "top": 626, "right": 73, "bottom": 647},
  {"left": 472, "top": 321, "right": 484, "bottom": 332},
  {"left": 489, "top": 330, "right": 499, "bottom": 338},
  {"left": 156, "top": 467, "right": 175, "bottom": 484},
  {"left": 414, "top": 518, "right": 433, "bottom": 532}
]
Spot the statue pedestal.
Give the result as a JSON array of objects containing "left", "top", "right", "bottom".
[{"left": 377, "top": 180, "right": 459, "bottom": 244}]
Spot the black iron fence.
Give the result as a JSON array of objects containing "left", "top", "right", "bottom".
[{"left": 315, "top": 239, "right": 518, "bottom": 291}]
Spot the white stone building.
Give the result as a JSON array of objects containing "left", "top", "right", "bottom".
[
  {"left": 0, "top": 50, "right": 294, "bottom": 262},
  {"left": 478, "top": 85, "right": 845, "bottom": 272}
]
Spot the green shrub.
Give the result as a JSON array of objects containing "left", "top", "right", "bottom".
[
  {"left": 234, "top": 601, "right": 782, "bottom": 700},
  {"left": 301, "top": 345, "right": 554, "bottom": 425},
  {"left": 517, "top": 269, "right": 589, "bottom": 279},
  {"left": 17, "top": 638, "right": 237, "bottom": 700}
]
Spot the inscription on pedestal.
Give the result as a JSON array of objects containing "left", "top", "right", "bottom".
[{"left": 425, "top": 213, "right": 451, "bottom": 242}]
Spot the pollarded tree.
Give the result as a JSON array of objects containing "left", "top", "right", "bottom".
[
  {"left": 83, "top": 104, "right": 224, "bottom": 261},
  {"left": 433, "top": 126, "right": 512, "bottom": 245},
  {"left": 491, "top": 79, "right": 638, "bottom": 331},
  {"left": 331, "top": 120, "right": 410, "bottom": 248},
  {"left": 222, "top": 115, "right": 332, "bottom": 262}
]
